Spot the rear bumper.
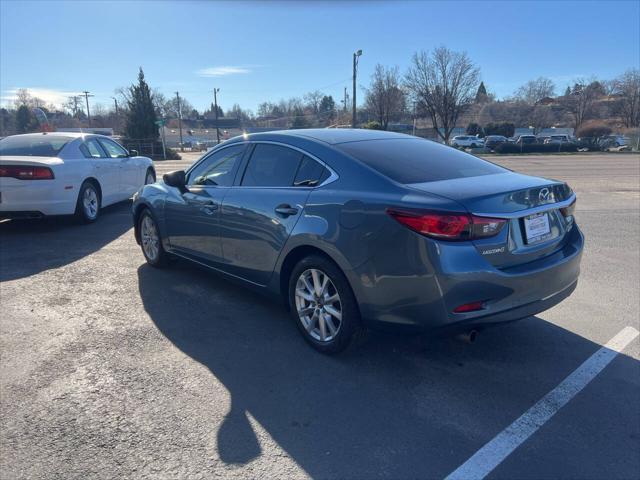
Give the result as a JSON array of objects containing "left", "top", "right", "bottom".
[
  {"left": 351, "top": 225, "right": 584, "bottom": 332},
  {"left": 0, "top": 180, "right": 76, "bottom": 216}
]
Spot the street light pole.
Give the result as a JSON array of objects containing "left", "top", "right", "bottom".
[
  {"left": 213, "top": 88, "right": 220, "bottom": 144},
  {"left": 352, "top": 50, "right": 362, "bottom": 128}
]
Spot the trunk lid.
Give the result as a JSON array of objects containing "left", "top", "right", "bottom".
[
  {"left": 0, "top": 156, "right": 63, "bottom": 167},
  {"left": 407, "top": 172, "right": 576, "bottom": 269}
]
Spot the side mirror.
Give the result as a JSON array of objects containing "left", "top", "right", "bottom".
[
  {"left": 163, "top": 170, "right": 186, "bottom": 192},
  {"left": 129, "top": 149, "right": 139, "bottom": 157}
]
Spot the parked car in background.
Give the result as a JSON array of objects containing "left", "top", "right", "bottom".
[
  {"left": 600, "top": 135, "right": 631, "bottom": 152},
  {"left": 515, "top": 135, "right": 538, "bottom": 145},
  {"left": 450, "top": 135, "right": 485, "bottom": 148},
  {"left": 484, "top": 135, "right": 508, "bottom": 151},
  {"left": 577, "top": 137, "right": 600, "bottom": 151},
  {"left": 0, "top": 132, "right": 156, "bottom": 222},
  {"left": 133, "top": 129, "right": 583, "bottom": 353},
  {"left": 544, "top": 134, "right": 574, "bottom": 145}
]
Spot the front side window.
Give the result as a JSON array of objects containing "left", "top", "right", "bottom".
[
  {"left": 188, "top": 144, "right": 245, "bottom": 186},
  {"left": 80, "top": 138, "right": 106, "bottom": 158},
  {"left": 0, "top": 135, "right": 73, "bottom": 157},
  {"left": 241, "top": 144, "right": 303, "bottom": 187},
  {"left": 98, "top": 138, "right": 128, "bottom": 158}
]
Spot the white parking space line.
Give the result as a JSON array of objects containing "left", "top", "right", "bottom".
[{"left": 445, "top": 326, "right": 640, "bottom": 480}]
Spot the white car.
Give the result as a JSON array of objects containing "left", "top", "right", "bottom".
[
  {"left": 449, "top": 135, "right": 485, "bottom": 148},
  {"left": 0, "top": 132, "right": 155, "bottom": 223}
]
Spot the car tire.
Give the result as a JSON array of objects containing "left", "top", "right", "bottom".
[
  {"left": 288, "top": 254, "right": 364, "bottom": 354},
  {"left": 75, "top": 180, "right": 101, "bottom": 223},
  {"left": 145, "top": 168, "right": 156, "bottom": 185},
  {"left": 138, "top": 209, "right": 168, "bottom": 268}
]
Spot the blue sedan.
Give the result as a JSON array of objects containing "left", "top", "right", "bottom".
[{"left": 132, "top": 129, "right": 583, "bottom": 353}]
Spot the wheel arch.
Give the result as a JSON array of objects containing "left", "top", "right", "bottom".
[
  {"left": 132, "top": 202, "right": 152, "bottom": 245},
  {"left": 277, "top": 243, "right": 358, "bottom": 311},
  {"left": 83, "top": 177, "right": 102, "bottom": 199}
]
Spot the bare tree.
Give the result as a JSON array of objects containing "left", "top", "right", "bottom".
[
  {"left": 513, "top": 77, "right": 556, "bottom": 105},
  {"left": 612, "top": 69, "right": 640, "bottom": 128},
  {"left": 364, "top": 64, "right": 406, "bottom": 130},
  {"left": 529, "top": 105, "right": 556, "bottom": 133},
  {"left": 559, "top": 78, "right": 599, "bottom": 129},
  {"left": 405, "top": 46, "right": 480, "bottom": 143},
  {"left": 303, "top": 90, "right": 324, "bottom": 115}
]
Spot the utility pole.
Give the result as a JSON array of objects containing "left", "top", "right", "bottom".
[
  {"left": 343, "top": 87, "right": 348, "bottom": 112},
  {"left": 213, "top": 88, "right": 220, "bottom": 144},
  {"left": 82, "top": 90, "right": 94, "bottom": 127},
  {"left": 175, "top": 91, "right": 183, "bottom": 151},
  {"left": 412, "top": 101, "right": 417, "bottom": 136},
  {"left": 111, "top": 96, "right": 119, "bottom": 114},
  {"left": 352, "top": 50, "right": 362, "bottom": 128}
]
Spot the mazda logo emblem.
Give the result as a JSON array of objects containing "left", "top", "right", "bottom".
[{"left": 539, "top": 187, "right": 551, "bottom": 203}]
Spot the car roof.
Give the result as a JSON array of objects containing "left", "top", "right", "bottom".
[
  {"left": 2, "top": 132, "right": 106, "bottom": 140},
  {"left": 233, "top": 128, "right": 411, "bottom": 145}
]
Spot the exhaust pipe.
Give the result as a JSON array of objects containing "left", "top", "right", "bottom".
[{"left": 456, "top": 330, "right": 479, "bottom": 344}]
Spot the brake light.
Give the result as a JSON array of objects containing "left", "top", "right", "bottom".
[
  {"left": 0, "top": 165, "right": 54, "bottom": 180},
  {"left": 560, "top": 198, "right": 576, "bottom": 217},
  {"left": 387, "top": 209, "right": 506, "bottom": 241},
  {"left": 453, "top": 301, "right": 485, "bottom": 313}
]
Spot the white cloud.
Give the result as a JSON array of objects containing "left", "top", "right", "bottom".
[
  {"left": 0, "top": 87, "right": 81, "bottom": 107},
  {"left": 196, "top": 66, "right": 252, "bottom": 77}
]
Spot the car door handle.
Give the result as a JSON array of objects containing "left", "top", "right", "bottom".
[{"left": 274, "top": 204, "right": 299, "bottom": 217}]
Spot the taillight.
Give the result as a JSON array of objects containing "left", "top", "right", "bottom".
[
  {"left": 387, "top": 209, "right": 506, "bottom": 241},
  {"left": 0, "top": 165, "right": 54, "bottom": 180},
  {"left": 560, "top": 198, "right": 576, "bottom": 217}
]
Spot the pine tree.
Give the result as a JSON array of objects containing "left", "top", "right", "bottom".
[
  {"left": 475, "top": 82, "right": 488, "bottom": 103},
  {"left": 564, "top": 86, "right": 571, "bottom": 97},
  {"left": 15, "top": 105, "right": 33, "bottom": 133},
  {"left": 125, "top": 68, "right": 158, "bottom": 140}
]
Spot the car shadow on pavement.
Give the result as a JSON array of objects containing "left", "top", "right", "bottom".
[
  {"left": 0, "top": 202, "right": 132, "bottom": 282},
  {"left": 137, "top": 262, "right": 640, "bottom": 479}
]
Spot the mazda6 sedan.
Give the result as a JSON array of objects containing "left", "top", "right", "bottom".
[
  {"left": 0, "top": 132, "right": 155, "bottom": 222},
  {"left": 132, "top": 129, "right": 583, "bottom": 353}
]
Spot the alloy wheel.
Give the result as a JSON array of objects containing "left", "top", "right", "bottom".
[
  {"left": 141, "top": 215, "right": 160, "bottom": 261},
  {"left": 82, "top": 187, "right": 98, "bottom": 220},
  {"left": 294, "top": 268, "right": 342, "bottom": 342}
]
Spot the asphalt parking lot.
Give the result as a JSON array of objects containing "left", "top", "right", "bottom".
[{"left": 1, "top": 153, "right": 639, "bottom": 479}]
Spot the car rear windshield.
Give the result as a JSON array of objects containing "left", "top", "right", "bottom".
[
  {"left": 0, "top": 135, "right": 73, "bottom": 156},
  {"left": 336, "top": 138, "right": 506, "bottom": 184}
]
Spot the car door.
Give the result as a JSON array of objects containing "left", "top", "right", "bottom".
[
  {"left": 79, "top": 137, "right": 120, "bottom": 205},
  {"left": 219, "top": 143, "right": 328, "bottom": 286},
  {"left": 98, "top": 137, "right": 137, "bottom": 199},
  {"left": 164, "top": 143, "right": 247, "bottom": 264}
]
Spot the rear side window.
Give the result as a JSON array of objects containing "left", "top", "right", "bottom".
[
  {"left": 0, "top": 135, "right": 73, "bottom": 156},
  {"left": 80, "top": 138, "right": 106, "bottom": 158},
  {"left": 241, "top": 144, "right": 302, "bottom": 187},
  {"left": 336, "top": 138, "right": 506, "bottom": 184},
  {"left": 294, "top": 155, "right": 330, "bottom": 186}
]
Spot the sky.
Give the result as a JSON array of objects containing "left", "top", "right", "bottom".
[{"left": 1, "top": 0, "right": 639, "bottom": 114}]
